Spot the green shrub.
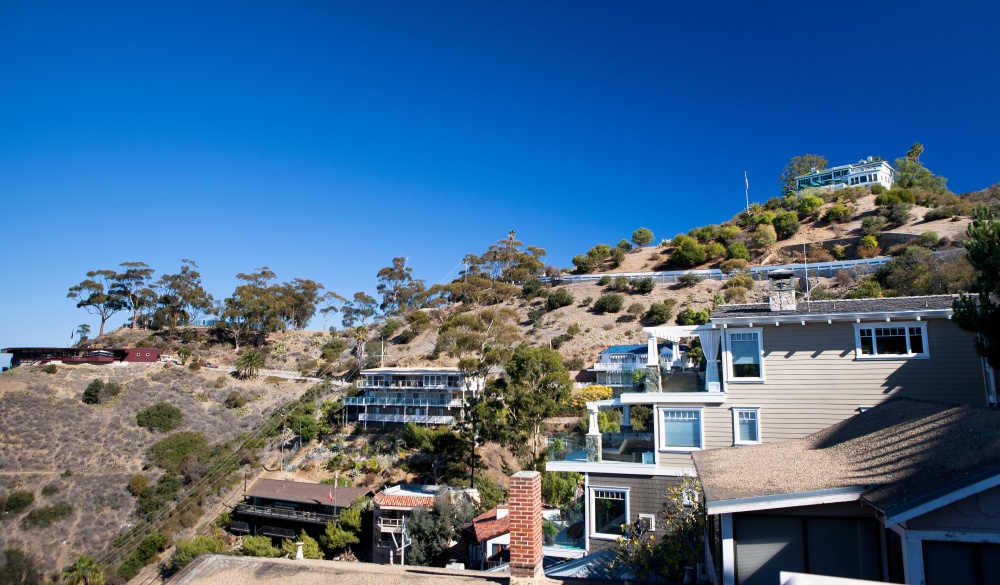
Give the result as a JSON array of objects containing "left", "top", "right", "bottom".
[
  {"left": 82, "top": 379, "right": 103, "bottom": 404},
  {"left": 870, "top": 184, "right": 887, "bottom": 195},
  {"left": 380, "top": 319, "right": 401, "bottom": 339},
  {"left": 797, "top": 195, "right": 824, "bottom": 216},
  {"left": 550, "top": 334, "right": 572, "bottom": 349},
  {"left": 40, "top": 484, "right": 58, "bottom": 497},
  {"left": 148, "top": 431, "right": 209, "bottom": 471},
  {"left": 610, "top": 276, "right": 630, "bottom": 292},
  {"left": 860, "top": 216, "right": 887, "bottom": 237},
  {"left": 170, "top": 536, "right": 227, "bottom": 570},
  {"left": 727, "top": 272, "right": 754, "bottom": 290},
  {"left": 823, "top": 204, "right": 854, "bottom": 223},
  {"left": 580, "top": 296, "right": 593, "bottom": 307},
  {"left": 610, "top": 247, "right": 626, "bottom": 267},
  {"left": 527, "top": 308, "right": 547, "bottom": 326},
  {"left": 224, "top": 391, "right": 248, "bottom": 409},
  {"left": 860, "top": 235, "right": 879, "bottom": 250},
  {"left": 214, "top": 375, "right": 227, "bottom": 389},
  {"left": 566, "top": 324, "right": 582, "bottom": 336},
  {"left": 645, "top": 299, "right": 678, "bottom": 325},
  {"left": 726, "top": 242, "right": 751, "bottom": 260},
  {"left": 704, "top": 242, "right": 726, "bottom": 260},
  {"left": 632, "top": 227, "right": 654, "bottom": 247},
  {"left": 597, "top": 275, "right": 611, "bottom": 285},
  {"left": 720, "top": 258, "right": 749, "bottom": 273},
  {"left": 128, "top": 474, "right": 149, "bottom": 496},
  {"left": 593, "top": 293, "right": 624, "bottom": 314},
  {"left": 21, "top": 502, "right": 73, "bottom": 528},
  {"left": 406, "top": 311, "right": 432, "bottom": 333},
  {"left": 750, "top": 225, "right": 777, "bottom": 248},
  {"left": 750, "top": 211, "right": 776, "bottom": 227},
  {"left": 677, "top": 272, "right": 704, "bottom": 287},
  {"left": 688, "top": 225, "right": 719, "bottom": 243},
  {"left": 119, "top": 533, "right": 169, "bottom": 579},
  {"left": 671, "top": 239, "right": 707, "bottom": 267},
  {"left": 546, "top": 288, "right": 574, "bottom": 311},
  {"left": 188, "top": 362, "right": 201, "bottom": 371},
  {"left": 723, "top": 287, "right": 748, "bottom": 303},
  {"left": 563, "top": 357, "right": 586, "bottom": 370},
  {"left": 831, "top": 244, "right": 847, "bottom": 260},
  {"left": 919, "top": 231, "right": 939, "bottom": 247},
  {"left": 676, "top": 307, "right": 710, "bottom": 325},
  {"left": 719, "top": 225, "right": 741, "bottom": 243},
  {"left": 616, "top": 239, "right": 633, "bottom": 252},
  {"left": 4, "top": 491, "right": 34, "bottom": 514},
  {"left": 630, "top": 278, "right": 655, "bottom": 294},
  {"left": 396, "top": 329, "right": 417, "bottom": 344},
  {"left": 924, "top": 206, "right": 955, "bottom": 221},
  {"left": 849, "top": 278, "right": 883, "bottom": 299},
  {"left": 241, "top": 535, "right": 281, "bottom": 558},
  {"left": 773, "top": 212, "right": 800, "bottom": 238},
  {"left": 883, "top": 203, "right": 912, "bottom": 226},
  {"left": 42, "top": 364, "right": 57, "bottom": 374},
  {"left": 137, "top": 403, "right": 184, "bottom": 432}
]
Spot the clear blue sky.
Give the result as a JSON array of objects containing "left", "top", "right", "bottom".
[{"left": 2, "top": 1, "right": 998, "bottom": 362}]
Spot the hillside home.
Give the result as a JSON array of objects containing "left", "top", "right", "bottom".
[
  {"left": 1, "top": 346, "right": 162, "bottom": 367},
  {"left": 546, "top": 271, "right": 997, "bottom": 554},
  {"left": 466, "top": 505, "right": 510, "bottom": 570},
  {"left": 344, "top": 367, "right": 484, "bottom": 428},
  {"left": 230, "top": 478, "right": 370, "bottom": 541},
  {"left": 793, "top": 157, "right": 894, "bottom": 192},
  {"left": 371, "top": 483, "right": 479, "bottom": 564},
  {"left": 694, "top": 398, "right": 1000, "bottom": 585}
]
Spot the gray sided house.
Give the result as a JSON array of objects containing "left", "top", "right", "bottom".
[
  {"left": 547, "top": 278, "right": 997, "bottom": 554},
  {"left": 694, "top": 399, "right": 1000, "bottom": 585}
]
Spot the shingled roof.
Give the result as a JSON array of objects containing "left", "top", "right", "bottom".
[
  {"left": 693, "top": 398, "right": 1000, "bottom": 522},
  {"left": 710, "top": 294, "right": 958, "bottom": 320}
]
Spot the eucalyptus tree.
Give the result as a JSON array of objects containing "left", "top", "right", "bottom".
[
  {"left": 113, "top": 261, "right": 157, "bottom": 330},
  {"left": 221, "top": 267, "right": 283, "bottom": 349},
  {"left": 156, "top": 259, "right": 214, "bottom": 334},
  {"left": 68, "top": 269, "right": 127, "bottom": 336},
  {"left": 376, "top": 256, "right": 426, "bottom": 316}
]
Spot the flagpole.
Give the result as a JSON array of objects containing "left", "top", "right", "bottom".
[{"left": 745, "top": 171, "right": 750, "bottom": 212}]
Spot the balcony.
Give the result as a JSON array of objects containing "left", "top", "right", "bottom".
[
  {"left": 622, "top": 370, "right": 703, "bottom": 393},
  {"left": 235, "top": 503, "right": 336, "bottom": 525},
  {"left": 378, "top": 517, "right": 404, "bottom": 533},
  {"left": 343, "top": 395, "right": 463, "bottom": 407},
  {"left": 359, "top": 413, "right": 455, "bottom": 425},
  {"left": 547, "top": 433, "right": 655, "bottom": 466}
]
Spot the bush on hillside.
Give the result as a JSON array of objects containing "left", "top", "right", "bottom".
[
  {"left": 727, "top": 272, "right": 754, "bottom": 290},
  {"left": 20, "top": 502, "right": 73, "bottom": 528},
  {"left": 610, "top": 247, "right": 626, "bottom": 267},
  {"left": 41, "top": 484, "right": 58, "bottom": 497},
  {"left": 137, "top": 403, "right": 184, "bottom": 432},
  {"left": 720, "top": 258, "right": 749, "bottom": 273},
  {"left": 704, "top": 242, "right": 726, "bottom": 260},
  {"left": 632, "top": 227, "right": 654, "bottom": 247},
  {"left": 671, "top": 239, "right": 707, "bottom": 267},
  {"left": 42, "top": 364, "right": 57, "bottom": 374},
  {"left": 870, "top": 184, "right": 887, "bottom": 195},
  {"left": 919, "top": 231, "right": 939, "bottom": 247},
  {"left": 751, "top": 225, "right": 777, "bottom": 248},
  {"left": 645, "top": 300, "right": 678, "bottom": 325},
  {"left": 82, "top": 379, "right": 103, "bottom": 404},
  {"left": 406, "top": 310, "right": 432, "bottom": 333},
  {"left": 593, "top": 293, "right": 624, "bottom": 314},
  {"left": 882, "top": 203, "right": 912, "bottom": 226},
  {"left": 823, "top": 204, "right": 854, "bottom": 223},
  {"left": 597, "top": 275, "right": 611, "bottom": 285},
  {"left": 630, "top": 278, "right": 655, "bottom": 294},
  {"left": 719, "top": 225, "right": 741, "bottom": 243},
  {"left": 726, "top": 242, "right": 751, "bottom": 260},
  {"left": 616, "top": 239, "right": 633, "bottom": 252},
  {"left": 750, "top": 211, "right": 776, "bottom": 227},
  {"left": 677, "top": 273, "right": 704, "bottom": 287},
  {"left": 676, "top": 308, "right": 710, "bottom": 325},
  {"left": 148, "top": 431, "right": 209, "bottom": 471},
  {"left": 723, "top": 287, "right": 748, "bottom": 304},
  {"left": 797, "top": 195, "right": 824, "bottom": 217},
  {"left": 688, "top": 225, "right": 720, "bottom": 243},
  {"left": 4, "top": 491, "right": 34, "bottom": 514},
  {"left": 170, "top": 536, "right": 228, "bottom": 570},
  {"left": 860, "top": 216, "right": 887, "bottom": 238},
  {"left": 849, "top": 278, "right": 883, "bottom": 299},
  {"left": 546, "top": 288, "right": 574, "bottom": 311},
  {"left": 773, "top": 212, "right": 800, "bottom": 238}
]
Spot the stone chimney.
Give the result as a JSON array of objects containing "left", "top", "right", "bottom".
[
  {"left": 767, "top": 269, "right": 797, "bottom": 312},
  {"left": 508, "top": 471, "right": 543, "bottom": 581}
]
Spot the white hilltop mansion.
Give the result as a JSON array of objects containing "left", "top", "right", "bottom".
[{"left": 793, "top": 156, "right": 894, "bottom": 192}]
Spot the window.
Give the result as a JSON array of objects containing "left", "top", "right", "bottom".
[
  {"left": 726, "top": 328, "right": 764, "bottom": 381},
  {"left": 659, "top": 408, "right": 703, "bottom": 450},
  {"left": 638, "top": 514, "right": 655, "bottom": 532},
  {"left": 854, "top": 322, "right": 929, "bottom": 359},
  {"left": 590, "top": 488, "right": 629, "bottom": 539},
  {"left": 733, "top": 408, "right": 761, "bottom": 444}
]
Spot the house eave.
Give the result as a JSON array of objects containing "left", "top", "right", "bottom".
[
  {"left": 711, "top": 308, "right": 953, "bottom": 326},
  {"left": 704, "top": 486, "right": 867, "bottom": 515}
]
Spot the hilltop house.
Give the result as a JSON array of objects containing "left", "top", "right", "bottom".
[
  {"left": 546, "top": 271, "right": 997, "bottom": 553},
  {"left": 344, "top": 367, "right": 484, "bottom": 428},
  {"left": 694, "top": 398, "right": 1000, "bottom": 585},
  {"left": 793, "top": 157, "right": 894, "bottom": 192},
  {"left": 231, "top": 478, "right": 371, "bottom": 541},
  {"left": 371, "top": 483, "right": 479, "bottom": 564},
  {"left": 465, "top": 505, "right": 510, "bottom": 570},
  {"left": 1, "top": 346, "right": 163, "bottom": 367}
]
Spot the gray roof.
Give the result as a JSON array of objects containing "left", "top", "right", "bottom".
[
  {"left": 246, "top": 478, "right": 370, "bottom": 508},
  {"left": 710, "top": 294, "right": 958, "bottom": 319},
  {"left": 692, "top": 398, "right": 1000, "bottom": 518}
]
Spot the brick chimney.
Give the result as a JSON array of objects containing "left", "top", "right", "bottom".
[{"left": 508, "top": 471, "right": 543, "bottom": 581}]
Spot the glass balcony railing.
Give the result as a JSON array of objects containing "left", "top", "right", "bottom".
[
  {"left": 620, "top": 369, "right": 704, "bottom": 393},
  {"left": 547, "top": 432, "right": 655, "bottom": 465}
]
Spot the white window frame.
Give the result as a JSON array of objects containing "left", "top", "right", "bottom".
[
  {"left": 588, "top": 486, "right": 630, "bottom": 540},
  {"left": 853, "top": 321, "right": 930, "bottom": 360},
  {"left": 732, "top": 407, "right": 761, "bottom": 445},
  {"left": 724, "top": 327, "right": 765, "bottom": 383},
  {"left": 657, "top": 406, "right": 704, "bottom": 452},
  {"left": 638, "top": 513, "right": 656, "bottom": 532}
]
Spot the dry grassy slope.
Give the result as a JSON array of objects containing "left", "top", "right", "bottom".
[{"left": 0, "top": 360, "right": 314, "bottom": 574}]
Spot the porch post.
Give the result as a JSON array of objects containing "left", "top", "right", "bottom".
[{"left": 585, "top": 406, "right": 601, "bottom": 462}]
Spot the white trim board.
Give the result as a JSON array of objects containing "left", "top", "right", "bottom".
[
  {"left": 878, "top": 469, "right": 1000, "bottom": 527},
  {"left": 705, "top": 486, "right": 865, "bottom": 515}
]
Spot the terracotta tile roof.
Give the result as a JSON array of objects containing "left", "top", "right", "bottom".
[
  {"left": 693, "top": 398, "right": 1000, "bottom": 517},
  {"left": 246, "top": 478, "right": 370, "bottom": 508},
  {"left": 468, "top": 506, "right": 509, "bottom": 542},
  {"left": 373, "top": 492, "right": 437, "bottom": 508}
]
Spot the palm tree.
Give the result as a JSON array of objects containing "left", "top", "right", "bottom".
[
  {"left": 235, "top": 348, "right": 265, "bottom": 379},
  {"left": 62, "top": 555, "right": 105, "bottom": 585}
]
